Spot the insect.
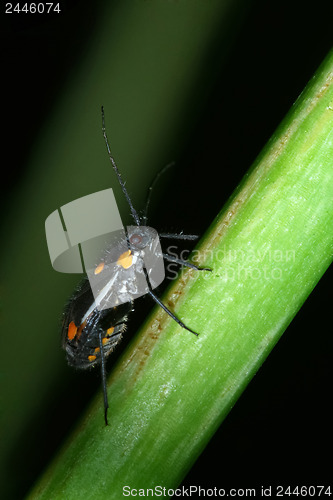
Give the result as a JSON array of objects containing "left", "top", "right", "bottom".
[{"left": 62, "top": 107, "right": 210, "bottom": 425}]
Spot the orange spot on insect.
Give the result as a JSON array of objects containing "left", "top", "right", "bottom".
[
  {"left": 94, "top": 347, "right": 100, "bottom": 354},
  {"left": 88, "top": 355, "right": 96, "bottom": 362},
  {"left": 94, "top": 262, "right": 105, "bottom": 275},
  {"left": 117, "top": 250, "right": 133, "bottom": 269},
  {"left": 76, "top": 320, "right": 87, "bottom": 339},
  {"left": 102, "top": 337, "right": 109, "bottom": 345},
  {"left": 67, "top": 321, "right": 77, "bottom": 340},
  {"left": 107, "top": 327, "right": 114, "bottom": 336}
]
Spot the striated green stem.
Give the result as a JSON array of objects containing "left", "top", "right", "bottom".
[{"left": 29, "top": 50, "right": 333, "bottom": 499}]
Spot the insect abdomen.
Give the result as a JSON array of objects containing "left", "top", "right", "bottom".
[
  {"left": 65, "top": 322, "right": 125, "bottom": 369},
  {"left": 62, "top": 279, "right": 131, "bottom": 369}
]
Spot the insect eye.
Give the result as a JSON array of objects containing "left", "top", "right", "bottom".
[{"left": 129, "top": 234, "right": 142, "bottom": 246}]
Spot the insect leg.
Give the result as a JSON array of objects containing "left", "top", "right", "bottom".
[
  {"left": 148, "top": 289, "right": 199, "bottom": 336},
  {"left": 159, "top": 233, "right": 199, "bottom": 240},
  {"left": 143, "top": 267, "right": 199, "bottom": 336},
  {"left": 98, "top": 329, "right": 109, "bottom": 426},
  {"left": 162, "top": 252, "right": 212, "bottom": 272}
]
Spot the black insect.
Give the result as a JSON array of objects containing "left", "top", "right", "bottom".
[{"left": 62, "top": 107, "right": 210, "bottom": 425}]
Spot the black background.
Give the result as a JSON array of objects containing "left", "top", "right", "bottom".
[{"left": 1, "top": 0, "right": 332, "bottom": 497}]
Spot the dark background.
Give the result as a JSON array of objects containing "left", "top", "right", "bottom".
[{"left": 1, "top": 0, "right": 332, "bottom": 498}]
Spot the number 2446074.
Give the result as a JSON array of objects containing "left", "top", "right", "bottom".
[{"left": 5, "top": 3, "right": 60, "bottom": 14}]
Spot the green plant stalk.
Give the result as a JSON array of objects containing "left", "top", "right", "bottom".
[{"left": 29, "top": 51, "right": 333, "bottom": 499}]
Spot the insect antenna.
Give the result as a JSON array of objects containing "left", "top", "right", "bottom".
[
  {"left": 142, "top": 161, "right": 175, "bottom": 224},
  {"left": 142, "top": 163, "right": 199, "bottom": 241},
  {"left": 101, "top": 106, "right": 141, "bottom": 226}
]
